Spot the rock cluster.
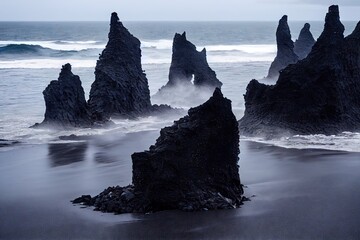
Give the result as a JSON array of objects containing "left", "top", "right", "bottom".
[
  {"left": 240, "top": 5, "right": 360, "bottom": 136},
  {"left": 36, "top": 13, "right": 179, "bottom": 128},
  {"left": 294, "top": 23, "right": 316, "bottom": 60},
  {"left": 73, "top": 88, "right": 245, "bottom": 213},
  {"left": 267, "top": 15, "right": 299, "bottom": 79},
  {"left": 88, "top": 12, "right": 152, "bottom": 121},
  {"left": 35, "top": 64, "right": 92, "bottom": 128}
]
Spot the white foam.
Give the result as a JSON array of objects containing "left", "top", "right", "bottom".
[
  {"left": 141, "top": 39, "right": 276, "bottom": 54},
  {"left": 199, "top": 44, "right": 276, "bottom": 54},
  {"left": 141, "top": 39, "right": 173, "bottom": 50},
  {"left": 0, "top": 59, "right": 96, "bottom": 69},
  {"left": 242, "top": 132, "right": 360, "bottom": 153},
  {"left": 0, "top": 40, "right": 104, "bottom": 51}
]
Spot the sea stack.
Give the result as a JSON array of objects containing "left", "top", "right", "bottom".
[
  {"left": 88, "top": 12, "right": 151, "bottom": 121},
  {"left": 162, "top": 32, "right": 222, "bottom": 89},
  {"left": 239, "top": 5, "right": 360, "bottom": 136},
  {"left": 294, "top": 23, "right": 316, "bottom": 60},
  {"left": 266, "top": 15, "right": 299, "bottom": 79},
  {"left": 153, "top": 32, "right": 222, "bottom": 107},
  {"left": 73, "top": 88, "right": 244, "bottom": 213},
  {"left": 36, "top": 63, "right": 92, "bottom": 128}
]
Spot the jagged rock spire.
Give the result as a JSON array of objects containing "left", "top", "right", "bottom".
[
  {"left": 240, "top": 5, "right": 360, "bottom": 136},
  {"left": 38, "top": 63, "right": 92, "bottom": 128},
  {"left": 166, "top": 31, "right": 222, "bottom": 88},
  {"left": 266, "top": 15, "right": 299, "bottom": 79},
  {"left": 294, "top": 23, "right": 316, "bottom": 60},
  {"left": 73, "top": 88, "right": 244, "bottom": 213},
  {"left": 88, "top": 12, "right": 151, "bottom": 121}
]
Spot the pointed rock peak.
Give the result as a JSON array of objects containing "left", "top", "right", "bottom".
[
  {"left": 200, "top": 48, "right": 207, "bottom": 58},
  {"left": 61, "top": 63, "right": 71, "bottom": 72},
  {"left": 59, "top": 63, "right": 73, "bottom": 79},
  {"left": 321, "top": 5, "right": 344, "bottom": 39},
  {"left": 304, "top": 23, "right": 310, "bottom": 30},
  {"left": 111, "top": 12, "right": 119, "bottom": 25},
  {"left": 347, "top": 21, "right": 360, "bottom": 39},
  {"left": 280, "top": 15, "right": 288, "bottom": 23},
  {"left": 212, "top": 87, "right": 223, "bottom": 99},
  {"left": 174, "top": 31, "right": 187, "bottom": 42},
  {"left": 276, "top": 15, "right": 291, "bottom": 38},
  {"left": 328, "top": 5, "right": 339, "bottom": 14}
]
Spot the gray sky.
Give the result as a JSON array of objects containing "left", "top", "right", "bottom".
[{"left": 0, "top": 0, "right": 359, "bottom": 21}]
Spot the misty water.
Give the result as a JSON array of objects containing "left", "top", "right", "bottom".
[{"left": 1, "top": 21, "right": 360, "bottom": 239}]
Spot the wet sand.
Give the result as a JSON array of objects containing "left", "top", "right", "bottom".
[{"left": 1, "top": 131, "right": 360, "bottom": 239}]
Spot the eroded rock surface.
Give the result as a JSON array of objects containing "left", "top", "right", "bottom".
[
  {"left": 168, "top": 32, "right": 222, "bottom": 88},
  {"left": 35, "top": 63, "right": 92, "bottom": 128},
  {"left": 267, "top": 15, "right": 299, "bottom": 79},
  {"left": 240, "top": 5, "right": 360, "bottom": 137},
  {"left": 294, "top": 23, "right": 316, "bottom": 60},
  {"left": 88, "top": 12, "right": 152, "bottom": 121},
  {"left": 153, "top": 32, "right": 222, "bottom": 107},
  {"left": 73, "top": 88, "right": 244, "bottom": 214}
]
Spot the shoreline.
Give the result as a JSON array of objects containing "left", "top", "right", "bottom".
[{"left": 1, "top": 134, "right": 360, "bottom": 239}]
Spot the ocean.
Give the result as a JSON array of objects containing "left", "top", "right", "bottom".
[
  {"left": 1, "top": 21, "right": 360, "bottom": 239},
  {"left": 0, "top": 21, "right": 359, "bottom": 151}
]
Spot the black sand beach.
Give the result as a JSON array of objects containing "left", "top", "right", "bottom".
[{"left": 1, "top": 131, "right": 360, "bottom": 239}]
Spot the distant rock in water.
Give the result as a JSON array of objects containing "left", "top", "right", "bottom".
[
  {"left": 88, "top": 12, "right": 152, "bottom": 121},
  {"left": 73, "top": 88, "right": 245, "bottom": 214},
  {"left": 34, "top": 63, "right": 92, "bottom": 128},
  {"left": 239, "top": 5, "right": 360, "bottom": 136},
  {"left": 153, "top": 32, "right": 222, "bottom": 107},
  {"left": 266, "top": 15, "right": 299, "bottom": 79},
  {"left": 294, "top": 23, "right": 316, "bottom": 60},
  {"left": 165, "top": 32, "right": 222, "bottom": 88}
]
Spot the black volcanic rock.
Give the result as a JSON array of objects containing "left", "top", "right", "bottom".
[
  {"left": 162, "top": 32, "right": 222, "bottom": 89},
  {"left": 267, "top": 15, "right": 299, "bottom": 79},
  {"left": 294, "top": 23, "right": 316, "bottom": 60},
  {"left": 88, "top": 12, "right": 152, "bottom": 121},
  {"left": 35, "top": 64, "right": 92, "bottom": 128},
  {"left": 239, "top": 5, "right": 360, "bottom": 137},
  {"left": 73, "top": 88, "right": 244, "bottom": 214}
]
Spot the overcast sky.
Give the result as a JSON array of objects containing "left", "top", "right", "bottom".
[{"left": 0, "top": 0, "right": 359, "bottom": 21}]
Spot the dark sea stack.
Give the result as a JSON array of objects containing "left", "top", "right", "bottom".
[
  {"left": 294, "top": 23, "right": 316, "bottom": 60},
  {"left": 36, "top": 63, "right": 92, "bottom": 128},
  {"left": 88, "top": 12, "right": 151, "bottom": 121},
  {"left": 239, "top": 5, "right": 360, "bottom": 137},
  {"left": 266, "top": 15, "right": 299, "bottom": 79},
  {"left": 73, "top": 88, "right": 244, "bottom": 214},
  {"left": 163, "top": 32, "right": 222, "bottom": 89}
]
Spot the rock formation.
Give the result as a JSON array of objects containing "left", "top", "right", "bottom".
[
  {"left": 294, "top": 23, "right": 316, "bottom": 60},
  {"left": 153, "top": 32, "right": 222, "bottom": 107},
  {"left": 73, "top": 88, "right": 245, "bottom": 214},
  {"left": 267, "top": 15, "right": 299, "bottom": 79},
  {"left": 35, "top": 63, "right": 92, "bottom": 128},
  {"left": 162, "top": 32, "right": 222, "bottom": 89},
  {"left": 88, "top": 12, "right": 152, "bottom": 121},
  {"left": 239, "top": 5, "right": 360, "bottom": 137}
]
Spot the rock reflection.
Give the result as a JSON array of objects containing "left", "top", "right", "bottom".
[
  {"left": 48, "top": 142, "right": 88, "bottom": 167},
  {"left": 94, "top": 151, "right": 116, "bottom": 164}
]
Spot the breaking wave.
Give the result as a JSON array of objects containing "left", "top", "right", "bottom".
[{"left": 242, "top": 132, "right": 360, "bottom": 153}]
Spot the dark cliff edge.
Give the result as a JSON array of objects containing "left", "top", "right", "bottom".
[
  {"left": 73, "top": 88, "right": 245, "bottom": 214},
  {"left": 239, "top": 5, "right": 360, "bottom": 137}
]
